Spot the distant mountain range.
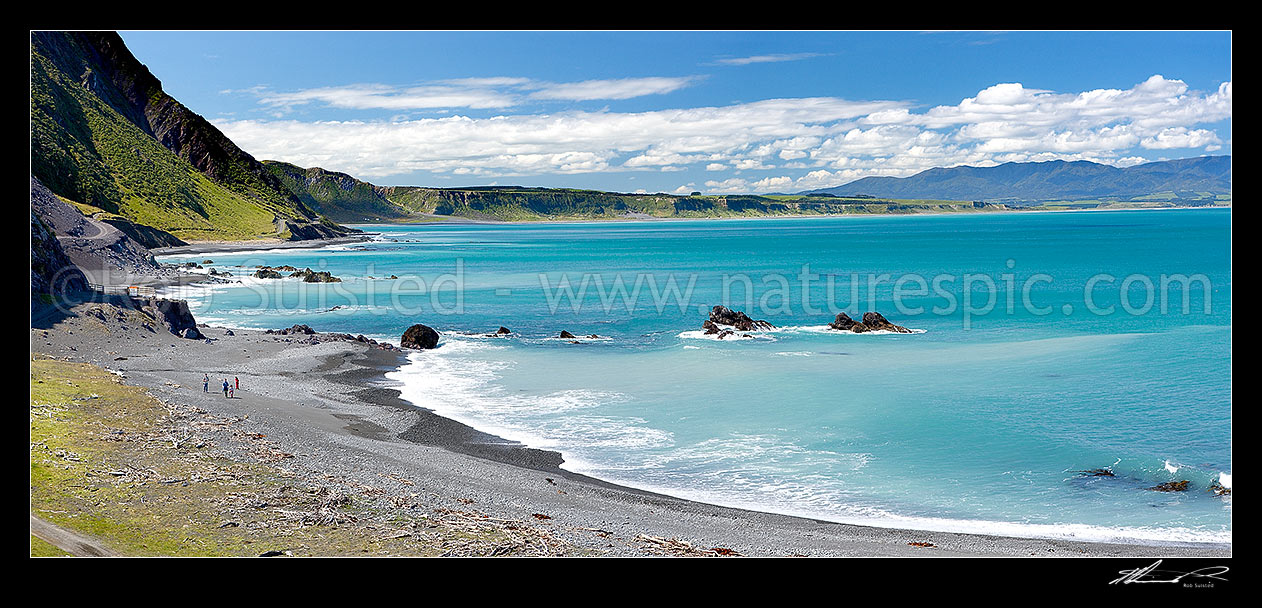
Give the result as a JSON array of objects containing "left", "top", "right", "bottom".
[{"left": 801, "top": 157, "right": 1231, "bottom": 202}]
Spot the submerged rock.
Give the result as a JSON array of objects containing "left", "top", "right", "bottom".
[
  {"left": 1149, "top": 480, "right": 1190, "bottom": 492},
  {"left": 707, "top": 305, "right": 774, "bottom": 331},
  {"left": 1209, "top": 482, "right": 1231, "bottom": 496},
  {"left": 1078, "top": 468, "right": 1115, "bottom": 477},
  {"left": 402, "top": 323, "right": 440, "bottom": 349}
]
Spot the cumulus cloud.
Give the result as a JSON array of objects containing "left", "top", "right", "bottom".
[{"left": 218, "top": 75, "right": 1231, "bottom": 190}]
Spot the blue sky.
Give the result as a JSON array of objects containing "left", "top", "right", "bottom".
[{"left": 118, "top": 30, "right": 1232, "bottom": 194}]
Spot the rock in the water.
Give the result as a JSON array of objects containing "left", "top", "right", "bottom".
[
  {"left": 253, "top": 269, "right": 283, "bottom": 279},
  {"left": 1209, "top": 482, "right": 1231, "bottom": 496},
  {"left": 1078, "top": 468, "right": 1115, "bottom": 477},
  {"left": 291, "top": 267, "right": 341, "bottom": 283},
  {"left": 828, "top": 312, "right": 868, "bottom": 332},
  {"left": 402, "top": 324, "right": 440, "bottom": 349},
  {"left": 861, "top": 312, "right": 912, "bottom": 333},
  {"left": 496, "top": 326, "right": 512, "bottom": 335},
  {"left": 1149, "top": 480, "right": 1190, "bottom": 492},
  {"left": 559, "top": 330, "right": 576, "bottom": 339},
  {"left": 707, "top": 305, "right": 774, "bottom": 331},
  {"left": 826, "top": 311, "right": 911, "bottom": 333}
]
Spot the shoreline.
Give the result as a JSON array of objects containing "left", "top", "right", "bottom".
[
  {"left": 31, "top": 295, "right": 1229, "bottom": 555},
  {"left": 338, "top": 203, "right": 1230, "bottom": 230},
  {"left": 151, "top": 234, "right": 373, "bottom": 256},
  {"left": 378, "top": 344, "right": 1232, "bottom": 551}
]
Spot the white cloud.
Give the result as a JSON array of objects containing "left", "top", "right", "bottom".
[
  {"left": 526, "top": 77, "right": 699, "bottom": 101},
  {"left": 256, "top": 84, "right": 518, "bottom": 111},
  {"left": 713, "top": 53, "right": 828, "bottom": 66},
  {"left": 1140, "top": 127, "right": 1222, "bottom": 149},
  {"left": 237, "top": 76, "right": 701, "bottom": 113},
  {"left": 218, "top": 75, "right": 1230, "bottom": 189}
]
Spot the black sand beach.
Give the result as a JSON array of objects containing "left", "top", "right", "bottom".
[{"left": 30, "top": 296, "right": 1232, "bottom": 557}]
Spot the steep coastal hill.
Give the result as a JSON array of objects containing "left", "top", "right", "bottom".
[
  {"left": 262, "top": 161, "right": 408, "bottom": 223},
  {"left": 30, "top": 31, "right": 357, "bottom": 242},
  {"left": 803, "top": 157, "right": 1231, "bottom": 204}
]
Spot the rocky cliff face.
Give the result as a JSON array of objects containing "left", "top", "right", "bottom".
[
  {"left": 30, "top": 31, "right": 357, "bottom": 242},
  {"left": 30, "top": 176, "right": 166, "bottom": 278},
  {"left": 31, "top": 210, "right": 88, "bottom": 299}
]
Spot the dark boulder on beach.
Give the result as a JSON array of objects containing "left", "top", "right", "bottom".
[
  {"left": 266, "top": 324, "right": 316, "bottom": 336},
  {"left": 402, "top": 324, "right": 440, "bottom": 349},
  {"left": 707, "top": 305, "right": 774, "bottom": 331},
  {"left": 139, "top": 297, "right": 202, "bottom": 340},
  {"left": 559, "top": 330, "right": 577, "bottom": 339}
]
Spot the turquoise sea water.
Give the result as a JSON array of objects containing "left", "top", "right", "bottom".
[{"left": 158, "top": 209, "right": 1232, "bottom": 545}]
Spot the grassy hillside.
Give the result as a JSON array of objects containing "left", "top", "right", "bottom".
[
  {"left": 263, "top": 161, "right": 408, "bottom": 222},
  {"left": 30, "top": 32, "right": 351, "bottom": 242},
  {"left": 370, "top": 186, "right": 1006, "bottom": 221}
]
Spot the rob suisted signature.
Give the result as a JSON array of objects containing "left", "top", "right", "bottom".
[{"left": 1109, "top": 560, "right": 1229, "bottom": 585}]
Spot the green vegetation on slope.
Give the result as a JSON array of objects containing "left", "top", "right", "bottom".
[
  {"left": 30, "top": 32, "right": 352, "bottom": 242},
  {"left": 372, "top": 186, "right": 1007, "bottom": 221},
  {"left": 264, "top": 161, "right": 408, "bottom": 222}
]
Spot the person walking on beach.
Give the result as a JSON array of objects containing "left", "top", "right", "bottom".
[
  {"left": 203, "top": 374, "right": 209, "bottom": 392},
  {"left": 222, "top": 379, "right": 229, "bottom": 398},
  {"left": 235, "top": 376, "right": 239, "bottom": 391},
  {"left": 229, "top": 385, "right": 235, "bottom": 399}
]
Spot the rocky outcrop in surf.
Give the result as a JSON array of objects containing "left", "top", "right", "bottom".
[
  {"left": 402, "top": 324, "right": 441, "bottom": 349},
  {"left": 705, "top": 306, "right": 775, "bottom": 332},
  {"left": 828, "top": 312, "right": 912, "bottom": 333},
  {"left": 291, "top": 268, "right": 342, "bottom": 283}
]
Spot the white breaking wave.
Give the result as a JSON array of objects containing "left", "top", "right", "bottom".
[{"left": 386, "top": 337, "right": 669, "bottom": 453}]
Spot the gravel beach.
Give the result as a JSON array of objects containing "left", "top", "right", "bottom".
[{"left": 31, "top": 298, "right": 1232, "bottom": 557}]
